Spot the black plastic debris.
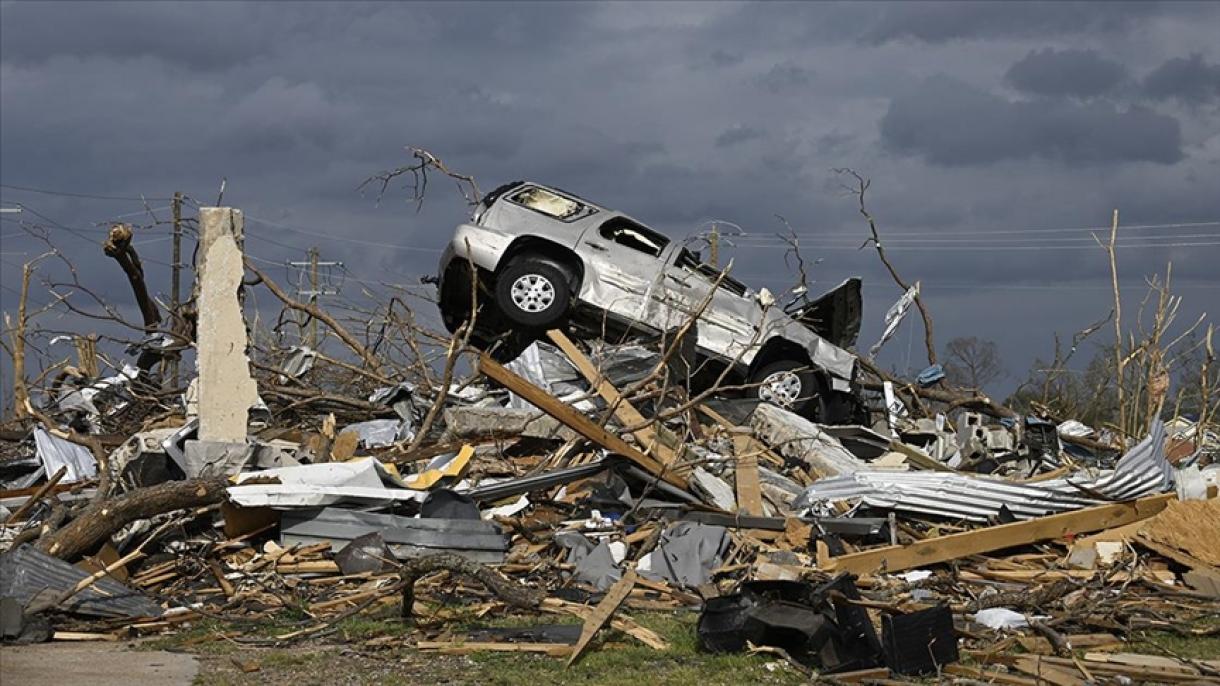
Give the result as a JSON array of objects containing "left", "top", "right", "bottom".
[
  {"left": 335, "top": 532, "right": 396, "bottom": 576},
  {"left": 421, "top": 488, "right": 481, "bottom": 520},
  {"left": 881, "top": 604, "right": 958, "bottom": 675},
  {"left": 696, "top": 575, "right": 881, "bottom": 673}
]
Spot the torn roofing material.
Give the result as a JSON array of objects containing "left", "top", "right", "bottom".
[
  {"left": 0, "top": 545, "right": 162, "bottom": 619},
  {"left": 228, "top": 457, "right": 427, "bottom": 508},
  {"left": 795, "top": 420, "right": 1173, "bottom": 522},
  {"left": 281, "top": 506, "right": 509, "bottom": 565}
]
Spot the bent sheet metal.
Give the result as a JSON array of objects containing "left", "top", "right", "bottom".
[{"left": 795, "top": 420, "right": 1174, "bottom": 521}]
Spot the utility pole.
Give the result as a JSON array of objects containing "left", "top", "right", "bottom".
[
  {"left": 288, "top": 247, "right": 342, "bottom": 349},
  {"left": 308, "top": 247, "right": 320, "bottom": 347},
  {"left": 708, "top": 223, "right": 719, "bottom": 268},
  {"left": 169, "top": 191, "right": 183, "bottom": 388}
]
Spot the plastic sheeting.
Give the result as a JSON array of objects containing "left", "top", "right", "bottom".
[{"left": 794, "top": 421, "right": 1173, "bottom": 522}]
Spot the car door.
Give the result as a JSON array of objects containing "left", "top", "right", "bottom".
[
  {"left": 577, "top": 216, "right": 680, "bottom": 332},
  {"left": 662, "top": 249, "right": 763, "bottom": 361}
]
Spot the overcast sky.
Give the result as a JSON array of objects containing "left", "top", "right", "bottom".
[{"left": 2, "top": 1, "right": 1219, "bottom": 398}]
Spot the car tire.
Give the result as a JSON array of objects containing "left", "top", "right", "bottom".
[
  {"left": 495, "top": 258, "right": 572, "bottom": 328},
  {"left": 750, "top": 359, "right": 826, "bottom": 420}
]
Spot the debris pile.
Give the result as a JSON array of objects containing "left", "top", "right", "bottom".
[{"left": 3, "top": 199, "right": 1218, "bottom": 684}]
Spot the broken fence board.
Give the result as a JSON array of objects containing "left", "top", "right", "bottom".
[{"left": 825, "top": 493, "right": 1176, "bottom": 576}]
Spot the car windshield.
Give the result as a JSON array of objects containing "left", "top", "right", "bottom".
[{"left": 509, "top": 186, "right": 590, "bottom": 221}]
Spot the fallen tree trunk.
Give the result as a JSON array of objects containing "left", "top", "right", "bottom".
[{"left": 37, "top": 475, "right": 229, "bottom": 560}]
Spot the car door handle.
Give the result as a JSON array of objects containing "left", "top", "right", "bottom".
[{"left": 584, "top": 241, "right": 608, "bottom": 252}]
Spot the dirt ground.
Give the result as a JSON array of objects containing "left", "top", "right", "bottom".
[{"left": 0, "top": 641, "right": 199, "bottom": 685}]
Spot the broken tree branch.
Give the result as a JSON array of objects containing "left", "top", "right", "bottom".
[
  {"left": 245, "top": 260, "right": 383, "bottom": 372},
  {"left": 36, "top": 475, "right": 229, "bottom": 561},
  {"left": 836, "top": 168, "right": 938, "bottom": 366}
]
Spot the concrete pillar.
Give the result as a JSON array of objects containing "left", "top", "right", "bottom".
[{"left": 195, "top": 207, "right": 258, "bottom": 444}]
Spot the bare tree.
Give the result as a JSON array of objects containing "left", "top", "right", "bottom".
[{"left": 942, "top": 336, "right": 1005, "bottom": 391}]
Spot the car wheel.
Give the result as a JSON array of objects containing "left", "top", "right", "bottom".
[
  {"left": 750, "top": 359, "right": 825, "bottom": 420},
  {"left": 495, "top": 258, "right": 572, "bottom": 328}
]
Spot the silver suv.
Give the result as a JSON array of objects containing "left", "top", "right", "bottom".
[{"left": 436, "top": 181, "right": 865, "bottom": 422}]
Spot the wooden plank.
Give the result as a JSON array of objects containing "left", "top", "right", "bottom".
[
  {"left": 418, "top": 641, "right": 572, "bottom": 657},
  {"left": 825, "top": 493, "right": 1176, "bottom": 576},
  {"left": 479, "top": 354, "right": 685, "bottom": 488},
  {"left": 943, "top": 664, "right": 1037, "bottom": 685},
  {"left": 1009, "top": 656, "right": 1086, "bottom": 686},
  {"left": 731, "top": 433, "right": 764, "bottom": 516},
  {"left": 567, "top": 568, "right": 638, "bottom": 667},
  {"left": 886, "top": 439, "right": 957, "bottom": 472},
  {"left": 545, "top": 330, "right": 679, "bottom": 467}
]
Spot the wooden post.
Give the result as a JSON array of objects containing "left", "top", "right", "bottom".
[{"left": 308, "top": 246, "right": 320, "bottom": 348}]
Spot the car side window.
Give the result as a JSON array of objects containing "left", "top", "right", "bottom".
[
  {"left": 597, "top": 217, "right": 669, "bottom": 257},
  {"left": 675, "top": 248, "right": 749, "bottom": 296}
]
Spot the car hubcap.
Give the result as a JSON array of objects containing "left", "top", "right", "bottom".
[
  {"left": 509, "top": 274, "right": 556, "bottom": 313},
  {"left": 759, "top": 370, "right": 803, "bottom": 407}
]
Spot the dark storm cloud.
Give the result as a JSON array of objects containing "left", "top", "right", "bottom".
[
  {"left": 757, "top": 62, "right": 813, "bottom": 93},
  {"left": 1143, "top": 53, "right": 1220, "bottom": 103},
  {"left": 2, "top": 1, "right": 1219, "bottom": 399},
  {"left": 0, "top": 1, "right": 268, "bottom": 69},
  {"left": 880, "top": 76, "right": 1183, "bottom": 166},
  {"left": 863, "top": 1, "right": 1162, "bottom": 44},
  {"left": 1005, "top": 48, "right": 1128, "bottom": 98},
  {"left": 715, "top": 125, "right": 764, "bottom": 148}
]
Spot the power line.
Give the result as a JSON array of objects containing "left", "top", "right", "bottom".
[
  {"left": 0, "top": 184, "right": 174, "bottom": 202},
  {"left": 734, "top": 219, "right": 1220, "bottom": 240},
  {"left": 732, "top": 232, "right": 1220, "bottom": 247},
  {"left": 726, "top": 240, "right": 1220, "bottom": 252}
]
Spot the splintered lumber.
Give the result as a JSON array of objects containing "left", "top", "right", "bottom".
[
  {"left": 7, "top": 465, "right": 68, "bottom": 523},
  {"left": 731, "top": 433, "right": 764, "bottom": 516},
  {"left": 943, "top": 664, "right": 1037, "bottom": 685},
  {"left": 567, "top": 568, "right": 638, "bottom": 667},
  {"left": 824, "top": 493, "right": 1176, "bottom": 576},
  {"left": 418, "top": 641, "right": 572, "bottom": 657},
  {"left": 545, "top": 330, "right": 680, "bottom": 468},
  {"left": 479, "top": 354, "right": 685, "bottom": 489}
]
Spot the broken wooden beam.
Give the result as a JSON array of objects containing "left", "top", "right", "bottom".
[
  {"left": 824, "top": 493, "right": 1177, "bottom": 576},
  {"left": 566, "top": 568, "right": 638, "bottom": 667},
  {"left": 479, "top": 353, "right": 685, "bottom": 489},
  {"left": 545, "top": 329, "right": 680, "bottom": 468}
]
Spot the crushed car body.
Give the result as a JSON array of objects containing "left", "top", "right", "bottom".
[{"left": 436, "top": 181, "right": 865, "bottom": 422}]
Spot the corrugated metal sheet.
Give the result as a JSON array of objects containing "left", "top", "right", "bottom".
[
  {"left": 794, "top": 420, "right": 1173, "bottom": 522},
  {"left": 0, "top": 545, "right": 162, "bottom": 619},
  {"left": 281, "top": 507, "right": 508, "bottom": 565}
]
